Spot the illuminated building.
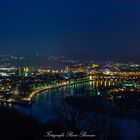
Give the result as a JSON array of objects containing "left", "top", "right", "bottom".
[
  {"left": 92, "top": 64, "right": 99, "bottom": 68},
  {"left": 23, "top": 67, "right": 29, "bottom": 73}
]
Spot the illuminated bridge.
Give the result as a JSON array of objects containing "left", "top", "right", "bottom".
[
  {"left": 110, "top": 71, "right": 140, "bottom": 76},
  {"left": 3, "top": 72, "right": 139, "bottom": 105}
]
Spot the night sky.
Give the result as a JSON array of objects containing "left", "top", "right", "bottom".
[{"left": 0, "top": 0, "right": 140, "bottom": 62}]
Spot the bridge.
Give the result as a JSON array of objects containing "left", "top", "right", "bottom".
[
  {"left": 1, "top": 72, "right": 140, "bottom": 106},
  {"left": 21, "top": 73, "right": 139, "bottom": 103},
  {"left": 111, "top": 71, "right": 140, "bottom": 75}
]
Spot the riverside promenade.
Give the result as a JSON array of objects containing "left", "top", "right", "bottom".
[{"left": 0, "top": 79, "right": 91, "bottom": 106}]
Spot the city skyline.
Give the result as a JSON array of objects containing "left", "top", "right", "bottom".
[
  {"left": 0, "top": 0, "right": 140, "bottom": 62},
  {"left": 0, "top": 1, "right": 140, "bottom": 139}
]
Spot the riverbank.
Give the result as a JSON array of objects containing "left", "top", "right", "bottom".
[{"left": 0, "top": 79, "right": 93, "bottom": 106}]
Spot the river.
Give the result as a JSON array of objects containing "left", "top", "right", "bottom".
[{"left": 6, "top": 81, "right": 140, "bottom": 139}]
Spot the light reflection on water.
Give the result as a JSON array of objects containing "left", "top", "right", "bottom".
[
  {"left": 2, "top": 81, "right": 140, "bottom": 139},
  {"left": 14, "top": 82, "right": 100, "bottom": 122}
]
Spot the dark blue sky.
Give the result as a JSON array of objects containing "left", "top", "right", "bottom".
[{"left": 0, "top": 0, "right": 140, "bottom": 61}]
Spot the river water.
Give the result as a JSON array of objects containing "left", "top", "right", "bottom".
[{"left": 7, "top": 81, "right": 140, "bottom": 139}]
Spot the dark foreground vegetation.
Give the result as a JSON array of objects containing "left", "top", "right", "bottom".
[
  {"left": 1, "top": 95, "right": 140, "bottom": 140},
  {"left": 0, "top": 107, "right": 41, "bottom": 139},
  {"left": 0, "top": 106, "right": 122, "bottom": 140}
]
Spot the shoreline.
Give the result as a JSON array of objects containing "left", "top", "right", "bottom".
[{"left": 0, "top": 79, "right": 92, "bottom": 106}]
